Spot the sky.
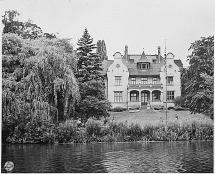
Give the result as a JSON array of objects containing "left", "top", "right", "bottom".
[{"left": 1, "top": 0, "right": 215, "bottom": 67}]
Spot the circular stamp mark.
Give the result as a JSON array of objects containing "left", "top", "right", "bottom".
[{"left": 4, "top": 161, "right": 14, "bottom": 172}]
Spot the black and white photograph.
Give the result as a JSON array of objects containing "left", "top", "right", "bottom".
[{"left": 1, "top": 0, "right": 214, "bottom": 173}]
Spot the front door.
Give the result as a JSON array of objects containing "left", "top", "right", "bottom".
[{"left": 141, "top": 92, "right": 148, "bottom": 105}]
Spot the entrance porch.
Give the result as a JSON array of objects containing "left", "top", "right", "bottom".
[{"left": 127, "top": 90, "right": 163, "bottom": 109}]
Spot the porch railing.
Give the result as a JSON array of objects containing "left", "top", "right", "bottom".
[{"left": 128, "top": 83, "right": 163, "bottom": 88}]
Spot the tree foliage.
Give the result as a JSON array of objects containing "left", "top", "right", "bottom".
[
  {"left": 2, "top": 10, "right": 55, "bottom": 40},
  {"left": 75, "top": 29, "right": 110, "bottom": 122},
  {"left": 97, "top": 40, "right": 108, "bottom": 61},
  {"left": 2, "top": 33, "right": 79, "bottom": 142},
  {"left": 185, "top": 36, "right": 214, "bottom": 118}
]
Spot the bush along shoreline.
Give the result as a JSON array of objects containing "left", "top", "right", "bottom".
[{"left": 3, "top": 117, "right": 213, "bottom": 144}]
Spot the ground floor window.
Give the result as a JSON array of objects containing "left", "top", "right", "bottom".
[
  {"left": 152, "top": 91, "right": 160, "bottom": 101},
  {"left": 130, "top": 92, "right": 138, "bottom": 101},
  {"left": 167, "top": 91, "right": 174, "bottom": 101},
  {"left": 114, "top": 91, "right": 122, "bottom": 102}
]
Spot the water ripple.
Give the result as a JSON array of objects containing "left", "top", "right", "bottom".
[{"left": 1, "top": 141, "right": 213, "bottom": 173}]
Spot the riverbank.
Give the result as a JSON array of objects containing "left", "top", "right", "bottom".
[{"left": 4, "top": 110, "right": 213, "bottom": 144}]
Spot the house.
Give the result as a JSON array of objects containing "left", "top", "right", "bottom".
[{"left": 102, "top": 45, "right": 183, "bottom": 109}]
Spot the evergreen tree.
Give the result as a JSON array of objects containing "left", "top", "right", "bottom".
[{"left": 75, "top": 28, "right": 110, "bottom": 122}]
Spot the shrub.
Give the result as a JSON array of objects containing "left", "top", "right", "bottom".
[
  {"left": 126, "top": 123, "right": 143, "bottom": 141},
  {"left": 85, "top": 118, "right": 102, "bottom": 137},
  {"left": 110, "top": 106, "right": 127, "bottom": 112},
  {"left": 54, "top": 119, "right": 79, "bottom": 143},
  {"left": 174, "top": 96, "right": 187, "bottom": 107}
]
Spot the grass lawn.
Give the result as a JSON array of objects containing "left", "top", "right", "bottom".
[{"left": 109, "top": 109, "right": 213, "bottom": 127}]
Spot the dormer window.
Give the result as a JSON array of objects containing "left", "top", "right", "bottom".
[
  {"left": 137, "top": 48, "right": 150, "bottom": 70},
  {"left": 139, "top": 63, "right": 150, "bottom": 70}
]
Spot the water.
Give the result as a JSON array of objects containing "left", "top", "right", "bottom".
[{"left": 1, "top": 141, "right": 213, "bottom": 173}]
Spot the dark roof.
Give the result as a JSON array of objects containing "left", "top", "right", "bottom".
[
  {"left": 174, "top": 59, "right": 183, "bottom": 68},
  {"left": 101, "top": 56, "right": 165, "bottom": 76},
  {"left": 137, "top": 49, "right": 150, "bottom": 63},
  {"left": 101, "top": 60, "right": 114, "bottom": 75},
  {"left": 124, "top": 58, "right": 164, "bottom": 76}
]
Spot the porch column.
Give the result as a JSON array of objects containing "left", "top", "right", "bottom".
[
  {"left": 150, "top": 90, "right": 152, "bottom": 102},
  {"left": 139, "top": 90, "right": 141, "bottom": 109},
  {"left": 139, "top": 90, "right": 141, "bottom": 102},
  {"left": 127, "top": 91, "right": 130, "bottom": 102},
  {"left": 160, "top": 91, "right": 163, "bottom": 102},
  {"left": 127, "top": 91, "right": 130, "bottom": 109}
]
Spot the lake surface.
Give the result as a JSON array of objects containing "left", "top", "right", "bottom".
[{"left": 1, "top": 141, "right": 213, "bottom": 173}]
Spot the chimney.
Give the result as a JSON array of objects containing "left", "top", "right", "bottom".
[
  {"left": 125, "top": 45, "right": 128, "bottom": 60},
  {"left": 158, "top": 46, "right": 161, "bottom": 63}
]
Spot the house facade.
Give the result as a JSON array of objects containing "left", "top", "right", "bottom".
[{"left": 102, "top": 46, "right": 183, "bottom": 109}]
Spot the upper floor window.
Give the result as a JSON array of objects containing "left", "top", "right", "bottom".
[
  {"left": 115, "top": 76, "right": 121, "bottom": 86},
  {"left": 141, "top": 77, "right": 148, "bottom": 84},
  {"left": 167, "top": 76, "right": 173, "bottom": 85},
  {"left": 139, "top": 63, "right": 149, "bottom": 70},
  {"left": 114, "top": 91, "right": 123, "bottom": 102},
  {"left": 152, "top": 77, "right": 157, "bottom": 84},
  {"left": 167, "top": 91, "right": 174, "bottom": 101},
  {"left": 131, "top": 77, "right": 136, "bottom": 85}
]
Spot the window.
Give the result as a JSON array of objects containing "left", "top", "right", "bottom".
[
  {"left": 131, "top": 77, "right": 136, "bottom": 85},
  {"left": 152, "top": 77, "right": 157, "bottom": 84},
  {"left": 130, "top": 93, "right": 138, "bottom": 101},
  {"left": 141, "top": 77, "right": 148, "bottom": 84},
  {"left": 139, "top": 63, "right": 149, "bottom": 70},
  {"left": 152, "top": 91, "right": 160, "bottom": 101},
  {"left": 115, "top": 76, "right": 121, "bottom": 86},
  {"left": 167, "top": 76, "right": 173, "bottom": 85},
  {"left": 167, "top": 91, "right": 174, "bottom": 101},
  {"left": 114, "top": 92, "right": 122, "bottom": 102},
  {"left": 153, "top": 59, "right": 157, "bottom": 63}
]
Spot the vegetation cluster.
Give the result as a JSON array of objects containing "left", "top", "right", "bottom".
[
  {"left": 5, "top": 117, "right": 213, "bottom": 144},
  {"left": 2, "top": 10, "right": 110, "bottom": 143},
  {"left": 175, "top": 36, "right": 214, "bottom": 119}
]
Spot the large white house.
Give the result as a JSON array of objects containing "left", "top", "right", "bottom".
[{"left": 102, "top": 46, "right": 183, "bottom": 109}]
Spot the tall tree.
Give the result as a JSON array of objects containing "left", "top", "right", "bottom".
[
  {"left": 2, "top": 10, "right": 23, "bottom": 35},
  {"left": 97, "top": 40, "right": 108, "bottom": 61},
  {"left": 75, "top": 28, "right": 110, "bottom": 122},
  {"left": 185, "top": 36, "right": 214, "bottom": 118},
  {"left": 2, "top": 10, "right": 54, "bottom": 40},
  {"left": 2, "top": 33, "right": 80, "bottom": 142}
]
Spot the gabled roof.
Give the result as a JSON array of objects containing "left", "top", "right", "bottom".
[{"left": 137, "top": 49, "right": 150, "bottom": 63}]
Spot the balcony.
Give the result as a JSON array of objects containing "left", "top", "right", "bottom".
[{"left": 128, "top": 83, "right": 163, "bottom": 89}]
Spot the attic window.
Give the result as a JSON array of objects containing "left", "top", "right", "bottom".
[{"left": 139, "top": 63, "right": 149, "bottom": 70}]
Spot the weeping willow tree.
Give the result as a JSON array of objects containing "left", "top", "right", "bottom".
[{"left": 2, "top": 33, "right": 79, "bottom": 142}]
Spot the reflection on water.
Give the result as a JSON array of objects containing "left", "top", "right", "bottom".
[{"left": 1, "top": 141, "right": 213, "bottom": 173}]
